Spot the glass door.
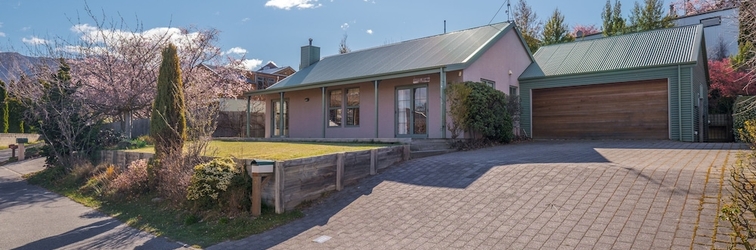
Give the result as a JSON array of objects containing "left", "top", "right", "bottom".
[
  {"left": 272, "top": 99, "right": 288, "bottom": 137},
  {"left": 396, "top": 86, "right": 427, "bottom": 137}
]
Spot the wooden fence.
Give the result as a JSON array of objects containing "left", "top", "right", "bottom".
[{"left": 707, "top": 113, "right": 734, "bottom": 142}]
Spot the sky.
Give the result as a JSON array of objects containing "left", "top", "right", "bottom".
[{"left": 0, "top": 0, "right": 676, "bottom": 71}]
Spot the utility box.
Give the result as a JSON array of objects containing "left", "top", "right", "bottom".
[{"left": 246, "top": 159, "right": 275, "bottom": 176}]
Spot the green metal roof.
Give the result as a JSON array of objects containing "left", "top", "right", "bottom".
[
  {"left": 519, "top": 24, "right": 704, "bottom": 80},
  {"left": 248, "top": 22, "right": 526, "bottom": 95}
]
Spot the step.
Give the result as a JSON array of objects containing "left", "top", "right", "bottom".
[{"left": 410, "top": 150, "right": 451, "bottom": 159}]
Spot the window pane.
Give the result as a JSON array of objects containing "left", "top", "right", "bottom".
[
  {"left": 329, "top": 109, "right": 342, "bottom": 127},
  {"left": 347, "top": 88, "right": 359, "bottom": 107},
  {"left": 397, "top": 89, "right": 411, "bottom": 135},
  {"left": 347, "top": 108, "right": 360, "bottom": 126},
  {"left": 329, "top": 90, "right": 342, "bottom": 108}
]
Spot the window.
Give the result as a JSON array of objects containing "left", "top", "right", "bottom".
[
  {"left": 346, "top": 88, "right": 360, "bottom": 126},
  {"left": 509, "top": 86, "right": 518, "bottom": 97},
  {"left": 481, "top": 78, "right": 495, "bottom": 88},
  {"left": 266, "top": 78, "right": 275, "bottom": 84},
  {"left": 327, "top": 88, "right": 360, "bottom": 127},
  {"left": 700, "top": 16, "right": 721, "bottom": 27},
  {"left": 329, "top": 90, "right": 342, "bottom": 127},
  {"left": 256, "top": 77, "right": 264, "bottom": 85}
]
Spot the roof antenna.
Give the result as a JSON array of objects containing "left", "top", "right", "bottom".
[
  {"left": 444, "top": 20, "right": 447, "bottom": 34},
  {"left": 506, "top": 0, "right": 512, "bottom": 22}
]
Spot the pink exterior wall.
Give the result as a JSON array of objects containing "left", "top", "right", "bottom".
[{"left": 462, "top": 30, "right": 533, "bottom": 94}]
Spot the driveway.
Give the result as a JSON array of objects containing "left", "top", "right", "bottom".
[
  {"left": 0, "top": 158, "right": 189, "bottom": 250},
  {"left": 211, "top": 140, "right": 746, "bottom": 249}
]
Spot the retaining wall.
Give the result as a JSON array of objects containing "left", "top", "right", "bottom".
[{"left": 99, "top": 145, "right": 410, "bottom": 213}]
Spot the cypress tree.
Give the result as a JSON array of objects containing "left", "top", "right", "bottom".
[
  {"left": 150, "top": 43, "right": 186, "bottom": 158},
  {"left": 0, "top": 80, "right": 8, "bottom": 133}
]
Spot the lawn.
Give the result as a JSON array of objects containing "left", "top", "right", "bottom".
[{"left": 126, "top": 140, "right": 392, "bottom": 160}]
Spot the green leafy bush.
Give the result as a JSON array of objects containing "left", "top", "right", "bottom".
[
  {"left": 733, "top": 96, "right": 756, "bottom": 142},
  {"left": 187, "top": 157, "right": 239, "bottom": 202},
  {"left": 463, "top": 82, "right": 514, "bottom": 143}
]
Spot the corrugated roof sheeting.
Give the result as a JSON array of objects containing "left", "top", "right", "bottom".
[
  {"left": 266, "top": 22, "right": 511, "bottom": 91},
  {"left": 521, "top": 25, "right": 702, "bottom": 79}
]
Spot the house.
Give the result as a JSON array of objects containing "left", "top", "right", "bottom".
[
  {"left": 244, "top": 22, "right": 534, "bottom": 139},
  {"left": 518, "top": 24, "right": 709, "bottom": 142},
  {"left": 247, "top": 62, "right": 296, "bottom": 90},
  {"left": 674, "top": 7, "right": 739, "bottom": 59}
]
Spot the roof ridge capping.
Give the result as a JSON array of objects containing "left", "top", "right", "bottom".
[
  {"left": 539, "top": 23, "right": 704, "bottom": 49},
  {"left": 321, "top": 22, "right": 512, "bottom": 59}
]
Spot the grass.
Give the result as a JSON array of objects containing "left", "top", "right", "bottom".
[
  {"left": 25, "top": 167, "right": 304, "bottom": 247},
  {"left": 126, "top": 140, "right": 391, "bottom": 160}
]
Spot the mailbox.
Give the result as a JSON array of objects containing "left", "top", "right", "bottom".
[
  {"left": 246, "top": 159, "right": 275, "bottom": 176},
  {"left": 16, "top": 138, "right": 28, "bottom": 144}
]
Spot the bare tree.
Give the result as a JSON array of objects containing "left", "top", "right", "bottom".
[
  {"left": 513, "top": 0, "right": 542, "bottom": 52},
  {"left": 339, "top": 34, "right": 351, "bottom": 54}
]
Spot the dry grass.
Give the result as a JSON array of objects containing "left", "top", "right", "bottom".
[{"left": 126, "top": 140, "right": 390, "bottom": 160}]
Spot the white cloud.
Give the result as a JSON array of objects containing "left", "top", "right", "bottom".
[
  {"left": 21, "top": 26, "right": 30, "bottom": 31},
  {"left": 69, "top": 24, "right": 204, "bottom": 50},
  {"left": 22, "top": 36, "right": 48, "bottom": 45},
  {"left": 225, "top": 47, "right": 247, "bottom": 55},
  {"left": 240, "top": 59, "right": 263, "bottom": 70},
  {"left": 366, "top": 29, "right": 373, "bottom": 35},
  {"left": 265, "top": 0, "right": 321, "bottom": 10},
  {"left": 242, "top": 17, "right": 250, "bottom": 22},
  {"left": 0, "top": 32, "right": 5, "bottom": 37},
  {"left": 340, "top": 23, "right": 349, "bottom": 30}
]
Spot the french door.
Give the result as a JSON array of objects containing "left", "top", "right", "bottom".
[
  {"left": 272, "top": 99, "right": 288, "bottom": 137},
  {"left": 396, "top": 86, "right": 428, "bottom": 137}
]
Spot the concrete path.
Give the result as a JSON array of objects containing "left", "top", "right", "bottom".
[
  {"left": 210, "top": 140, "right": 747, "bottom": 250},
  {"left": 0, "top": 158, "right": 189, "bottom": 250}
]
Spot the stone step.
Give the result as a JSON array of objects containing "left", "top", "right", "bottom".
[{"left": 410, "top": 139, "right": 451, "bottom": 151}]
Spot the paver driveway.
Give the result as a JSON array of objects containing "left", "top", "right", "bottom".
[{"left": 211, "top": 140, "right": 746, "bottom": 250}]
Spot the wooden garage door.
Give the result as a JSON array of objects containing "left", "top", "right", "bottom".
[{"left": 532, "top": 79, "right": 668, "bottom": 139}]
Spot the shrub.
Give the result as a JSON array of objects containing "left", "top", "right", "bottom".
[
  {"left": 99, "top": 128, "right": 126, "bottom": 148},
  {"left": 111, "top": 159, "right": 150, "bottom": 196},
  {"left": 80, "top": 164, "right": 119, "bottom": 197},
  {"left": 445, "top": 83, "right": 472, "bottom": 139},
  {"left": 187, "top": 157, "right": 240, "bottom": 208},
  {"left": 734, "top": 96, "right": 756, "bottom": 142},
  {"left": 464, "top": 82, "right": 514, "bottom": 143}
]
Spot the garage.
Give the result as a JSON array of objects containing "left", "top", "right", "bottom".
[
  {"left": 531, "top": 79, "right": 668, "bottom": 139},
  {"left": 518, "top": 24, "right": 709, "bottom": 142}
]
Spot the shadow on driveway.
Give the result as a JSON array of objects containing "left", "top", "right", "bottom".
[{"left": 209, "top": 140, "right": 744, "bottom": 249}]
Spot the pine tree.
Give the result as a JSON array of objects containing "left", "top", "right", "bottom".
[
  {"left": 611, "top": 0, "right": 626, "bottom": 35},
  {"left": 602, "top": 0, "right": 613, "bottom": 36},
  {"left": 542, "top": 8, "right": 575, "bottom": 46},
  {"left": 0, "top": 80, "right": 8, "bottom": 133},
  {"left": 629, "top": 0, "right": 674, "bottom": 32},
  {"left": 150, "top": 43, "right": 187, "bottom": 158}
]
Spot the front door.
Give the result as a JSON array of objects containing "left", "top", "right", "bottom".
[{"left": 396, "top": 86, "right": 428, "bottom": 137}]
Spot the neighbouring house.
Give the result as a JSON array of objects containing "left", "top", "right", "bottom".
[
  {"left": 519, "top": 24, "right": 709, "bottom": 142},
  {"left": 247, "top": 62, "right": 296, "bottom": 90},
  {"left": 673, "top": 7, "right": 739, "bottom": 59},
  {"left": 244, "top": 22, "right": 534, "bottom": 139}
]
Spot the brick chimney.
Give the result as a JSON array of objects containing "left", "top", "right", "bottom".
[{"left": 300, "top": 38, "right": 320, "bottom": 70}]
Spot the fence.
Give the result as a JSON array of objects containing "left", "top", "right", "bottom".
[
  {"left": 102, "top": 118, "right": 150, "bottom": 138},
  {"left": 99, "top": 145, "right": 410, "bottom": 213},
  {"left": 214, "top": 111, "right": 265, "bottom": 138},
  {"left": 708, "top": 113, "right": 734, "bottom": 142},
  {"left": 102, "top": 111, "right": 266, "bottom": 139}
]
